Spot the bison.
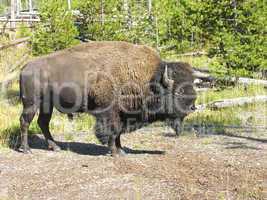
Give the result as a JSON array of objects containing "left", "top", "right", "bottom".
[{"left": 19, "top": 41, "right": 197, "bottom": 156}]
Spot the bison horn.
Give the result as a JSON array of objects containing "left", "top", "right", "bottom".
[{"left": 163, "top": 65, "right": 174, "bottom": 89}]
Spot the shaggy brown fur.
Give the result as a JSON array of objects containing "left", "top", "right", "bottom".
[{"left": 19, "top": 41, "right": 196, "bottom": 156}]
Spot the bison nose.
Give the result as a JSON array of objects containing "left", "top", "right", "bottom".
[{"left": 190, "top": 105, "right": 196, "bottom": 111}]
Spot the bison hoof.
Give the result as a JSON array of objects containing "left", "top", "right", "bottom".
[
  {"left": 18, "top": 145, "right": 32, "bottom": 154},
  {"left": 111, "top": 148, "right": 126, "bottom": 157},
  {"left": 47, "top": 140, "right": 61, "bottom": 152},
  {"left": 175, "top": 129, "right": 182, "bottom": 136},
  {"left": 118, "top": 148, "right": 126, "bottom": 156}
]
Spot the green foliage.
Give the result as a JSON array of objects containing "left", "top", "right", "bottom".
[
  {"left": 30, "top": 0, "right": 266, "bottom": 76},
  {"left": 31, "top": 0, "right": 79, "bottom": 56},
  {"left": 76, "top": 1, "right": 123, "bottom": 41},
  {"left": 155, "top": 0, "right": 204, "bottom": 52},
  {"left": 207, "top": 0, "right": 267, "bottom": 76},
  {"left": 158, "top": 0, "right": 266, "bottom": 75},
  {"left": 0, "top": 4, "right": 5, "bottom": 15},
  {"left": 16, "top": 23, "right": 32, "bottom": 38},
  {"left": 76, "top": 0, "right": 156, "bottom": 45}
]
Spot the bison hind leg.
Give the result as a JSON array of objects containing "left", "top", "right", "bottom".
[
  {"left": 94, "top": 116, "right": 112, "bottom": 145},
  {"left": 94, "top": 125, "right": 109, "bottom": 145},
  {"left": 19, "top": 105, "right": 38, "bottom": 153},
  {"left": 37, "top": 104, "right": 61, "bottom": 151}
]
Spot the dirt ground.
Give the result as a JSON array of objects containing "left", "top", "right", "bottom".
[{"left": 0, "top": 127, "right": 266, "bottom": 200}]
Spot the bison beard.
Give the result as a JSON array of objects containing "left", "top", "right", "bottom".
[{"left": 19, "top": 41, "right": 196, "bottom": 156}]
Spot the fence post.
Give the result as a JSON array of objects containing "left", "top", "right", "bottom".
[
  {"left": 16, "top": 0, "right": 20, "bottom": 17},
  {"left": 10, "top": 0, "right": 16, "bottom": 30},
  {"left": 29, "top": 0, "right": 33, "bottom": 14}
]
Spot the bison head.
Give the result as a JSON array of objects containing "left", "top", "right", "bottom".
[{"left": 161, "top": 62, "right": 197, "bottom": 134}]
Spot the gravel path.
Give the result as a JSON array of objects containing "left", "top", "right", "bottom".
[{"left": 0, "top": 128, "right": 266, "bottom": 200}]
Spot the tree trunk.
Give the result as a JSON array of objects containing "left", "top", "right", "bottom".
[
  {"left": 155, "top": 16, "right": 159, "bottom": 50},
  {"left": 123, "top": 0, "right": 131, "bottom": 29},
  {"left": 100, "top": 0, "right": 105, "bottom": 26},
  {"left": 148, "top": 0, "right": 152, "bottom": 16}
]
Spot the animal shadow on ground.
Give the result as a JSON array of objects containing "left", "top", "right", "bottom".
[
  {"left": 29, "top": 135, "right": 165, "bottom": 156},
  {"left": 7, "top": 133, "right": 165, "bottom": 156}
]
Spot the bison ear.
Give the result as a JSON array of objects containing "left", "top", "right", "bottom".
[{"left": 162, "top": 65, "right": 174, "bottom": 89}]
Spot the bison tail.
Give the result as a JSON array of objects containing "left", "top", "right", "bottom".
[
  {"left": 19, "top": 72, "right": 23, "bottom": 100},
  {"left": 95, "top": 132, "right": 109, "bottom": 145}
]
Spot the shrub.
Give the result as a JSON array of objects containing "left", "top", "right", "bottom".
[
  {"left": 76, "top": 0, "right": 156, "bottom": 46},
  {"left": 31, "top": 0, "right": 79, "bottom": 56},
  {"left": 208, "top": 0, "right": 267, "bottom": 77}
]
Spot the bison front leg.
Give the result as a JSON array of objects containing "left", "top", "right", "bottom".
[
  {"left": 169, "top": 118, "right": 184, "bottom": 136},
  {"left": 107, "top": 118, "right": 125, "bottom": 157},
  {"left": 95, "top": 112, "right": 125, "bottom": 157},
  {"left": 108, "top": 133, "right": 126, "bottom": 157}
]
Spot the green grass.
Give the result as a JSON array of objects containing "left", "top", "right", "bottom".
[
  {"left": 185, "top": 102, "right": 267, "bottom": 135},
  {"left": 0, "top": 101, "right": 96, "bottom": 146},
  {"left": 0, "top": 82, "right": 266, "bottom": 146}
]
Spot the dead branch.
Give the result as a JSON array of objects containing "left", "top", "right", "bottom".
[
  {"left": 0, "top": 18, "right": 40, "bottom": 22},
  {"left": 0, "top": 37, "right": 30, "bottom": 51},
  {"left": 0, "top": 54, "right": 29, "bottom": 90},
  {"left": 196, "top": 95, "right": 267, "bottom": 111},
  {"left": 236, "top": 77, "right": 267, "bottom": 87},
  {"left": 176, "top": 51, "right": 207, "bottom": 57},
  {"left": 0, "top": 70, "right": 20, "bottom": 92}
]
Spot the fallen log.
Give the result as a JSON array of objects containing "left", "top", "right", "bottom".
[
  {"left": 236, "top": 77, "right": 267, "bottom": 87},
  {"left": 192, "top": 70, "right": 216, "bottom": 82},
  {"left": 192, "top": 67, "right": 210, "bottom": 73},
  {"left": 196, "top": 95, "right": 267, "bottom": 111},
  {"left": 0, "top": 37, "right": 30, "bottom": 51},
  {"left": 193, "top": 69, "right": 267, "bottom": 87}
]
